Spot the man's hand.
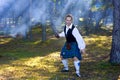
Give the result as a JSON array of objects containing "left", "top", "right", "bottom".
[
  {"left": 55, "top": 33, "right": 60, "bottom": 38},
  {"left": 81, "top": 49, "right": 86, "bottom": 54}
]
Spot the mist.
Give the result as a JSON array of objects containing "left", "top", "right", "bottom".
[{"left": 0, "top": 0, "right": 92, "bottom": 37}]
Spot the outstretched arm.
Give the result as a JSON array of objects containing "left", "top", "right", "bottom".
[{"left": 55, "top": 31, "right": 65, "bottom": 38}]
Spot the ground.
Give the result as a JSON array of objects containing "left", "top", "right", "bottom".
[{"left": 0, "top": 28, "right": 120, "bottom": 80}]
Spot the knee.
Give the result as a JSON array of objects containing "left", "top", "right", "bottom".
[
  {"left": 73, "top": 57, "right": 79, "bottom": 61},
  {"left": 60, "top": 56, "right": 64, "bottom": 60}
]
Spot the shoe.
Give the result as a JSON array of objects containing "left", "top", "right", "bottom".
[
  {"left": 76, "top": 73, "right": 81, "bottom": 77},
  {"left": 61, "top": 69, "right": 69, "bottom": 72},
  {"left": 61, "top": 68, "right": 69, "bottom": 72}
]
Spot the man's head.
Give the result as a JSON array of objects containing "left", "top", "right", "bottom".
[{"left": 65, "top": 14, "right": 73, "bottom": 26}]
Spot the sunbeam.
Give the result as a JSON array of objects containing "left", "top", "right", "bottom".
[{"left": 0, "top": 0, "right": 92, "bottom": 37}]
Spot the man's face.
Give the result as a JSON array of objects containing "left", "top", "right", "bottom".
[{"left": 65, "top": 17, "right": 72, "bottom": 26}]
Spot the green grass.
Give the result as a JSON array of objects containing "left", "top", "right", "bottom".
[{"left": 0, "top": 28, "right": 120, "bottom": 80}]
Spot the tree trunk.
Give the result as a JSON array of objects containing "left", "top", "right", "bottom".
[{"left": 110, "top": 0, "right": 120, "bottom": 64}]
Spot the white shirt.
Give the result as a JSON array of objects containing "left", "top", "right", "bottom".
[{"left": 59, "top": 24, "right": 86, "bottom": 50}]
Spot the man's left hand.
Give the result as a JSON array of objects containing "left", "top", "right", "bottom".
[{"left": 81, "top": 49, "right": 86, "bottom": 54}]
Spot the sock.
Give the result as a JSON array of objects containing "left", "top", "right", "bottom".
[
  {"left": 74, "top": 60, "right": 80, "bottom": 74},
  {"left": 61, "top": 59, "right": 68, "bottom": 70}
]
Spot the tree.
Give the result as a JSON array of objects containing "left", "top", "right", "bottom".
[{"left": 110, "top": 0, "right": 120, "bottom": 64}]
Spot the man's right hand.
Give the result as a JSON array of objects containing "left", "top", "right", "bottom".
[{"left": 55, "top": 33, "right": 60, "bottom": 38}]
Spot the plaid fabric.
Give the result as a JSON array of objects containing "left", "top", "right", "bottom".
[{"left": 60, "top": 42, "right": 82, "bottom": 60}]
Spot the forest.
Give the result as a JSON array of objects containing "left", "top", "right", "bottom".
[{"left": 0, "top": 0, "right": 120, "bottom": 80}]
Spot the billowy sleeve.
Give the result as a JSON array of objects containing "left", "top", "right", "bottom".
[
  {"left": 72, "top": 27, "right": 86, "bottom": 50},
  {"left": 59, "top": 31, "right": 65, "bottom": 37}
]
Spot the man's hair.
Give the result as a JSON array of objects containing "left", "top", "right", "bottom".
[{"left": 65, "top": 14, "right": 73, "bottom": 20}]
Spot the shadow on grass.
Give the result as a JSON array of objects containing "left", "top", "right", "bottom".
[
  {"left": 0, "top": 33, "right": 120, "bottom": 80},
  {"left": 49, "top": 60, "right": 120, "bottom": 80},
  {"left": 0, "top": 37, "right": 64, "bottom": 64}
]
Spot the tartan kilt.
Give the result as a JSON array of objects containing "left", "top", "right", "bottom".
[{"left": 60, "top": 42, "right": 82, "bottom": 60}]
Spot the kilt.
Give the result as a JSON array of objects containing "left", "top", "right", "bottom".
[{"left": 60, "top": 42, "right": 82, "bottom": 60}]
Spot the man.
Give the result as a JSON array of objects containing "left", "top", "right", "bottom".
[{"left": 55, "top": 14, "right": 86, "bottom": 77}]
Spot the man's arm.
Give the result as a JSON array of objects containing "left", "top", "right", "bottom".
[
  {"left": 72, "top": 27, "right": 86, "bottom": 53},
  {"left": 55, "top": 31, "right": 65, "bottom": 38}
]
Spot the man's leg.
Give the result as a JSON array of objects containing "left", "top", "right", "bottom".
[
  {"left": 61, "top": 56, "right": 69, "bottom": 72},
  {"left": 73, "top": 57, "right": 81, "bottom": 77}
]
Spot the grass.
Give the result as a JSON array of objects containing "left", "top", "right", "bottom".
[{"left": 0, "top": 28, "right": 120, "bottom": 80}]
